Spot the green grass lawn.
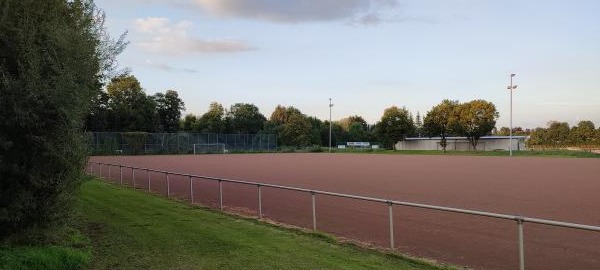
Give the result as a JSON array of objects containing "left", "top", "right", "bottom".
[
  {"left": 0, "top": 226, "right": 92, "bottom": 270},
  {"left": 79, "top": 179, "right": 454, "bottom": 270},
  {"left": 0, "top": 245, "right": 90, "bottom": 270}
]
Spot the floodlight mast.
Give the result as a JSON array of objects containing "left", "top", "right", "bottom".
[
  {"left": 329, "top": 98, "right": 334, "bottom": 153},
  {"left": 506, "top": 73, "right": 517, "bottom": 157}
]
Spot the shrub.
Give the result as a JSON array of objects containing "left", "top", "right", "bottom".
[{"left": 0, "top": 0, "right": 111, "bottom": 242}]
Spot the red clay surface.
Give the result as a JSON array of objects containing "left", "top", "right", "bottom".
[{"left": 89, "top": 154, "right": 600, "bottom": 270}]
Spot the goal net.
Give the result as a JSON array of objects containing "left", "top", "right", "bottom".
[{"left": 193, "top": 143, "right": 226, "bottom": 154}]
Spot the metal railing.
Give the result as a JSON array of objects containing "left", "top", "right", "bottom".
[{"left": 87, "top": 161, "right": 600, "bottom": 270}]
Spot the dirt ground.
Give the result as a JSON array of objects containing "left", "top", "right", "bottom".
[{"left": 90, "top": 153, "right": 600, "bottom": 270}]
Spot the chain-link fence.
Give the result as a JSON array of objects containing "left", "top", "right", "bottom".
[{"left": 87, "top": 132, "right": 277, "bottom": 155}]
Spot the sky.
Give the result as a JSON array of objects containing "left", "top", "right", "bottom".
[{"left": 95, "top": 0, "right": 600, "bottom": 128}]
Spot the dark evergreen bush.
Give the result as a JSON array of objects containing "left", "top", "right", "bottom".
[{"left": 0, "top": 0, "right": 114, "bottom": 242}]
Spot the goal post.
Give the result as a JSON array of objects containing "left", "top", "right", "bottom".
[{"left": 193, "top": 143, "right": 226, "bottom": 154}]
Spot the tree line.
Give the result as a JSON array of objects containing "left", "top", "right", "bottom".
[
  {"left": 86, "top": 76, "right": 600, "bottom": 151},
  {"left": 527, "top": 121, "right": 600, "bottom": 148},
  {"left": 85, "top": 77, "right": 502, "bottom": 150},
  {"left": 90, "top": 73, "right": 600, "bottom": 152},
  {"left": 85, "top": 75, "right": 185, "bottom": 132}
]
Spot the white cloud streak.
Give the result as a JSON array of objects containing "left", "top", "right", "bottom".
[
  {"left": 144, "top": 59, "right": 198, "bottom": 73},
  {"left": 134, "top": 17, "right": 256, "bottom": 56},
  {"left": 194, "top": 0, "right": 401, "bottom": 25}
]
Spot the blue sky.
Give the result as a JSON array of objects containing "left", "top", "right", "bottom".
[{"left": 96, "top": 0, "right": 600, "bottom": 128}]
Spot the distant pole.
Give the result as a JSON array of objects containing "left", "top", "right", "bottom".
[
  {"left": 329, "top": 98, "right": 333, "bottom": 153},
  {"left": 507, "top": 73, "right": 518, "bottom": 156}
]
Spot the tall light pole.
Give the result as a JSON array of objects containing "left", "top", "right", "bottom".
[
  {"left": 507, "top": 73, "right": 518, "bottom": 156},
  {"left": 329, "top": 98, "right": 333, "bottom": 153}
]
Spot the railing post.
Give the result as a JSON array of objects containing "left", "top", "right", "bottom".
[
  {"left": 99, "top": 163, "right": 102, "bottom": 178},
  {"left": 166, "top": 173, "right": 170, "bottom": 197},
  {"left": 147, "top": 170, "right": 151, "bottom": 192},
  {"left": 388, "top": 201, "right": 395, "bottom": 250},
  {"left": 90, "top": 162, "right": 93, "bottom": 175},
  {"left": 189, "top": 176, "right": 193, "bottom": 203},
  {"left": 108, "top": 165, "right": 111, "bottom": 181},
  {"left": 119, "top": 165, "right": 123, "bottom": 185},
  {"left": 132, "top": 168, "right": 136, "bottom": 188},
  {"left": 311, "top": 192, "right": 317, "bottom": 231},
  {"left": 257, "top": 184, "right": 262, "bottom": 219},
  {"left": 219, "top": 180, "right": 223, "bottom": 211},
  {"left": 517, "top": 217, "right": 525, "bottom": 270}
]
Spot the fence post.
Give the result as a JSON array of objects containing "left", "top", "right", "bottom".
[
  {"left": 99, "top": 163, "right": 102, "bottom": 178},
  {"left": 311, "top": 192, "right": 317, "bottom": 231},
  {"left": 517, "top": 217, "right": 525, "bottom": 270},
  {"left": 132, "top": 168, "right": 136, "bottom": 188},
  {"left": 147, "top": 170, "right": 151, "bottom": 192},
  {"left": 257, "top": 184, "right": 262, "bottom": 219},
  {"left": 108, "top": 165, "right": 111, "bottom": 181},
  {"left": 119, "top": 166, "right": 123, "bottom": 185},
  {"left": 90, "top": 162, "right": 93, "bottom": 175},
  {"left": 388, "top": 201, "right": 395, "bottom": 250},
  {"left": 189, "top": 176, "right": 193, "bottom": 203},
  {"left": 219, "top": 180, "right": 223, "bottom": 211},
  {"left": 166, "top": 173, "right": 170, "bottom": 198}
]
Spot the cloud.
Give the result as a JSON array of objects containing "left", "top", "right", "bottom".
[
  {"left": 356, "top": 13, "right": 382, "bottom": 26},
  {"left": 144, "top": 59, "right": 198, "bottom": 73},
  {"left": 134, "top": 17, "right": 256, "bottom": 56},
  {"left": 193, "top": 0, "right": 401, "bottom": 24}
]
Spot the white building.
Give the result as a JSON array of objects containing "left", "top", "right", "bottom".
[{"left": 395, "top": 136, "right": 528, "bottom": 151}]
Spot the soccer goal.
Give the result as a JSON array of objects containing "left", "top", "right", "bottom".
[{"left": 193, "top": 143, "right": 227, "bottom": 154}]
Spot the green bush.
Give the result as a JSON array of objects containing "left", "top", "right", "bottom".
[{"left": 0, "top": 1, "right": 108, "bottom": 242}]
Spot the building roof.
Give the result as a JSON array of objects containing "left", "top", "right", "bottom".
[{"left": 405, "top": 136, "right": 529, "bottom": 141}]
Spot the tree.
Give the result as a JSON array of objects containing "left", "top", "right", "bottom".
[
  {"left": 495, "top": 126, "right": 530, "bottom": 136},
  {"left": 154, "top": 90, "right": 185, "bottom": 132},
  {"left": 527, "top": 127, "right": 544, "bottom": 147},
  {"left": 569, "top": 121, "right": 596, "bottom": 146},
  {"left": 496, "top": 127, "right": 511, "bottom": 136},
  {"left": 228, "top": 103, "right": 266, "bottom": 134},
  {"left": 307, "top": 117, "right": 323, "bottom": 146},
  {"left": 414, "top": 111, "right": 423, "bottom": 137},
  {"left": 106, "top": 75, "right": 156, "bottom": 132},
  {"left": 270, "top": 105, "right": 301, "bottom": 125},
  {"left": 85, "top": 91, "right": 110, "bottom": 131},
  {"left": 197, "top": 102, "right": 225, "bottom": 133},
  {"left": 528, "top": 121, "right": 570, "bottom": 148},
  {"left": 339, "top": 115, "right": 368, "bottom": 142},
  {"left": 546, "top": 121, "right": 571, "bottom": 146},
  {"left": 180, "top": 114, "right": 197, "bottom": 132},
  {"left": 375, "top": 106, "right": 415, "bottom": 149},
  {"left": 338, "top": 116, "right": 367, "bottom": 132},
  {"left": 281, "top": 113, "right": 313, "bottom": 147},
  {"left": 423, "top": 100, "right": 460, "bottom": 152},
  {"left": 528, "top": 121, "right": 600, "bottom": 148},
  {"left": 456, "top": 100, "right": 499, "bottom": 150},
  {"left": 319, "top": 121, "right": 345, "bottom": 148},
  {"left": 0, "top": 0, "right": 122, "bottom": 241},
  {"left": 268, "top": 105, "right": 313, "bottom": 147}
]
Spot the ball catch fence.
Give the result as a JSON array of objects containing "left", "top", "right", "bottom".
[{"left": 87, "top": 132, "right": 276, "bottom": 155}]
